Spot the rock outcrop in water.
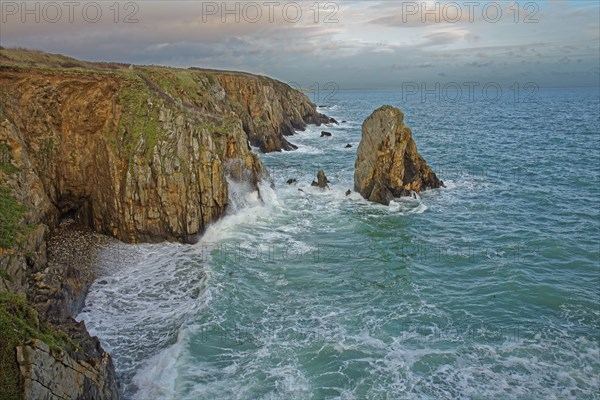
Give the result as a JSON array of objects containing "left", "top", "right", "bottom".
[
  {"left": 354, "top": 105, "right": 442, "bottom": 205},
  {"left": 311, "top": 170, "right": 330, "bottom": 189},
  {"left": 0, "top": 48, "right": 333, "bottom": 400}
]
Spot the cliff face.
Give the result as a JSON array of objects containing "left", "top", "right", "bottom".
[
  {"left": 0, "top": 67, "right": 263, "bottom": 246},
  {"left": 0, "top": 65, "right": 331, "bottom": 247},
  {"left": 355, "top": 105, "right": 442, "bottom": 205},
  {"left": 211, "top": 72, "right": 334, "bottom": 152},
  {"left": 0, "top": 49, "right": 331, "bottom": 399}
]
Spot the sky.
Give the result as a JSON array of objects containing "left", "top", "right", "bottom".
[{"left": 1, "top": 0, "right": 599, "bottom": 89}]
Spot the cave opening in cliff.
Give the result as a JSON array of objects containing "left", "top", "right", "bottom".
[{"left": 56, "top": 196, "right": 93, "bottom": 228}]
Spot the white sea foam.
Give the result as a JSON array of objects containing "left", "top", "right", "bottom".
[
  {"left": 131, "top": 328, "right": 188, "bottom": 400},
  {"left": 290, "top": 142, "right": 325, "bottom": 155},
  {"left": 389, "top": 193, "right": 429, "bottom": 215},
  {"left": 77, "top": 241, "right": 209, "bottom": 396}
]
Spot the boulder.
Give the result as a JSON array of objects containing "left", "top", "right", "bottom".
[{"left": 354, "top": 105, "right": 442, "bottom": 205}]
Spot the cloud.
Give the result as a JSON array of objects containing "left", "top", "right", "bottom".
[{"left": 0, "top": 0, "right": 598, "bottom": 88}]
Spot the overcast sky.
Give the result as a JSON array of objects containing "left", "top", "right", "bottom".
[{"left": 1, "top": 0, "right": 599, "bottom": 88}]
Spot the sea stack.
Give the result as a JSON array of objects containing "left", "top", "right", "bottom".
[
  {"left": 311, "top": 169, "right": 330, "bottom": 189},
  {"left": 354, "top": 105, "right": 442, "bottom": 205}
]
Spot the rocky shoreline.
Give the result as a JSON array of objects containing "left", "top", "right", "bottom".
[
  {"left": 31, "top": 219, "right": 114, "bottom": 322},
  {"left": 21, "top": 219, "right": 121, "bottom": 399},
  {"left": 0, "top": 218, "right": 122, "bottom": 399},
  {"left": 0, "top": 48, "right": 335, "bottom": 399},
  {"left": 0, "top": 50, "right": 442, "bottom": 400}
]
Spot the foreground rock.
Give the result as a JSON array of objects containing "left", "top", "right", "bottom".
[
  {"left": 354, "top": 105, "right": 442, "bottom": 205},
  {"left": 17, "top": 330, "right": 119, "bottom": 400},
  {"left": 1, "top": 290, "right": 120, "bottom": 399}
]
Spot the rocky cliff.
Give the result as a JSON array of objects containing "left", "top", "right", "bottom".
[
  {"left": 208, "top": 71, "right": 335, "bottom": 152},
  {"left": 355, "top": 105, "right": 442, "bottom": 205},
  {"left": 0, "top": 49, "right": 331, "bottom": 399}
]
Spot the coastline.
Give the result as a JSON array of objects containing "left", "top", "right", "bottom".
[{"left": 0, "top": 47, "right": 333, "bottom": 399}]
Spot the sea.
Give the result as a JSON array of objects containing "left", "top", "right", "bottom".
[{"left": 77, "top": 87, "right": 600, "bottom": 399}]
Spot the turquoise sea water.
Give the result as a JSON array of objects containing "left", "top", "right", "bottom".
[{"left": 78, "top": 88, "right": 600, "bottom": 399}]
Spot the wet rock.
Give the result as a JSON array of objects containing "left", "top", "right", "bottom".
[
  {"left": 345, "top": 143, "right": 352, "bottom": 148},
  {"left": 286, "top": 178, "right": 297, "bottom": 185},
  {"left": 320, "top": 131, "right": 332, "bottom": 137},
  {"left": 311, "top": 169, "right": 330, "bottom": 189},
  {"left": 345, "top": 190, "right": 352, "bottom": 196}
]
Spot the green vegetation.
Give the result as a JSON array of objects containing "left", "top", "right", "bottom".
[
  {"left": 115, "top": 76, "right": 163, "bottom": 162},
  {"left": 0, "top": 291, "right": 73, "bottom": 400},
  {"left": 204, "top": 73, "right": 216, "bottom": 85},
  {"left": 114, "top": 68, "right": 232, "bottom": 165},
  {"left": 200, "top": 116, "right": 239, "bottom": 136},
  {"left": 138, "top": 67, "right": 211, "bottom": 106},
  {"left": 0, "top": 143, "right": 18, "bottom": 175},
  {"left": 0, "top": 270, "right": 12, "bottom": 282},
  {"left": 0, "top": 187, "right": 27, "bottom": 249}
]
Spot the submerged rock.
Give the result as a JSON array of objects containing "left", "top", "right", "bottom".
[
  {"left": 321, "top": 131, "right": 332, "bottom": 137},
  {"left": 286, "top": 178, "right": 297, "bottom": 185},
  {"left": 354, "top": 105, "right": 442, "bottom": 205},
  {"left": 345, "top": 189, "right": 352, "bottom": 196},
  {"left": 311, "top": 169, "right": 330, "bottom": 189}
]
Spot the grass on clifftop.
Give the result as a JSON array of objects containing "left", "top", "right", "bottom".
[{"left": 0, "top": 291, "right": 74, "bottom": 400}]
